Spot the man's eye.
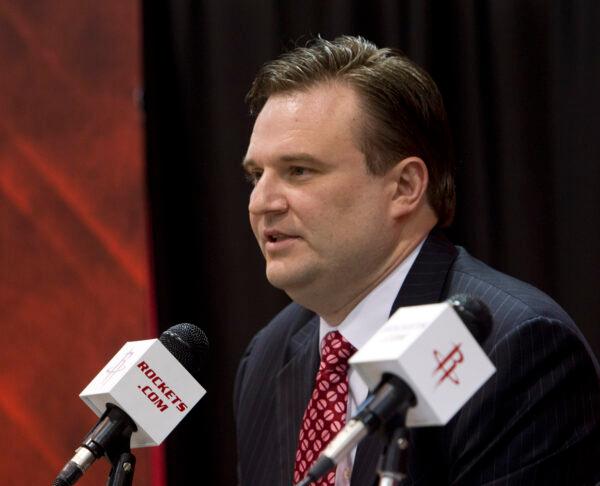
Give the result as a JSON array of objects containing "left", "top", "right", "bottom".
[{"left": 290, "top": 166, "right": 309, "bottom": 177}]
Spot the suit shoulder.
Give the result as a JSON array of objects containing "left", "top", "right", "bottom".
[{"left": 447, "top": 247, "right": 578, "bottom": 334}]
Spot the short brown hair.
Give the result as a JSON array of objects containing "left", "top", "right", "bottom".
[{"left": 246, "top": 35, "right": 456, "bottom": 227}]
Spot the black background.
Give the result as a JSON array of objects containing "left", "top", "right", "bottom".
[{"left": 142, "top": 2, "right": 600, "bottom": 484}]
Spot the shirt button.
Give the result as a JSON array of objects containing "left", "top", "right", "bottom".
[{"left": 344, "top": 468, "right": 351, "bottom": 480}]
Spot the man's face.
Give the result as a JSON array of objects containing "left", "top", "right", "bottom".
[{"left": 243, "top": 83, "right": 399, "bottom": 309}]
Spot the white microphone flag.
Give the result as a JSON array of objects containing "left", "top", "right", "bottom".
[
  {"left": 80, "top": 339, "right": 206, "bottom": 447},
  {"left": 349, "top": 302, "right": 495, "bottom": 427}
]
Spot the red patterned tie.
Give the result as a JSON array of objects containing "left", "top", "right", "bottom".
[{"left": 293, "top": 331, "right": 357, "bottom": 485}]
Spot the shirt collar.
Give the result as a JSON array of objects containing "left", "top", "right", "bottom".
[{"left": 319, "top": 238, "right": 425, "bottom": 352}]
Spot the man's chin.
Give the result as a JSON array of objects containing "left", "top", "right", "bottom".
[
  {"left": 265, "top": 265, "right": 316, "bottom": 294},
  {"left": 265, "top": 272, "right": 297, "bottom": 291}
]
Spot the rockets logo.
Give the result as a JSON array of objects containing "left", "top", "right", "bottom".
[
  {"left": 101, "top": 349, "right": 135, "bottom": 385},
  {"left": 433, "top": 343, "right": 464, "bottom": 386}
]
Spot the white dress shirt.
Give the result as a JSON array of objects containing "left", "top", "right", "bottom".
[{"left": 318, "top": 239, "right": 424, "bottom": 485}]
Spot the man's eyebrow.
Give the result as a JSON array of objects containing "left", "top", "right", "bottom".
[{"left": 242, "top": 153, "right": 325, "bottom": 170}]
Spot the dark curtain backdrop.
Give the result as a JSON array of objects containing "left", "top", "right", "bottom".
[{"left": 142, "top": 1, "right": 600, "bottom": 484}]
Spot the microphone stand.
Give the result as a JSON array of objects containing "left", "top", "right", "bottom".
[
  {"left": 87, "top": 403, "right": 137, "bottom": 486},
  {"left": 106, "top": 444, "right": 136, "bottom": 486},
  {"left": 103, "top": 411, "right": 136, "bottom": 486},
  {"left": 376, "top": 414, "right": 409, "bottom": 486}
]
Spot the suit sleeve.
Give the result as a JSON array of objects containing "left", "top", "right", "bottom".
[{"left": 447, "top": 316, "right": 600, "bottom": 485}]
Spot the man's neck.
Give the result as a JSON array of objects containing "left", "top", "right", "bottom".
[
  {"left": 320, "top": 234, "right": 427, "bottom": 325},
  {"left": 318, "top": 238, "right": 424, "bottom": 349}
]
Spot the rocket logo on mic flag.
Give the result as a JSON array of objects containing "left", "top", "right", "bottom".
[
  {"left": 80, "top": 339, "right": 206, "bottom": 447},
  {"left": 101, "top": 348, "right": 136, "bottom": 385},
  {"left": 349, "top": 301, "right": 495, "bottom": 427},
  {"left": 433, "top": 343, "right": 464, "bottom": 386}
]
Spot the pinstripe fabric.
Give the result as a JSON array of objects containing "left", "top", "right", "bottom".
[
  {"left": 277, "top": 319, "right": 320, "bottom": 485},
  {"left": 234, "top": 305, "right": 320, "bottom": 485},
  {"left": 234, "top": 231, "right": 600, "bottom": 485}
]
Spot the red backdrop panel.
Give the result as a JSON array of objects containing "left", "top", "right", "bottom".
[{"left": 0, "top": 2, "right": 158, "bottom": 484}]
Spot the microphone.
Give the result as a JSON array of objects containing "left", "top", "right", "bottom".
[
  {"left": 53, "top": 323, "right": 209, "bottom": 486},
  {"left": 295, "top": 296, "right": 495, "bottom": 486},
  {"left": 446, "top": 294, "right": 493, "bottom": 344}
]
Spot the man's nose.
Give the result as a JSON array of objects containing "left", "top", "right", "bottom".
[{"left": 248, "top": 172, "right": 288, "bottom": 215}]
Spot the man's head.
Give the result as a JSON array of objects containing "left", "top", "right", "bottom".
[
  {"left": 246, "top": 35, "right": 456, "bottom": 227},
  {"left": 243, "top": 36, "right": 454, "bottom": 322}
]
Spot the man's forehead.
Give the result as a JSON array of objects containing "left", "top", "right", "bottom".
[
  {"left": 245, "top": 84, "right": 363, "bottom": 161},
  {"left": 260, "top": 83, "right": 360, "bottom": 119}
]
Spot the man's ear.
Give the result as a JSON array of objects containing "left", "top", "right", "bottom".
[{"left": 386, "top": 156, "right": 429, "bottom": 218}]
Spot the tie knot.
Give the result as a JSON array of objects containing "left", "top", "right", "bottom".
[{"left": 319, "top": 331, "right": 356, "bottom": 373}]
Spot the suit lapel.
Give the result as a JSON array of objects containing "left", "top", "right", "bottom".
[
  {"left": 390, "top": 230, "right": 458, "bottom": 312},
  {"left": 275, "top": 315, "right": 320, "bottom": 485},
  {"left": 351, "top": 231, "right": 458, "bottom": 485}
]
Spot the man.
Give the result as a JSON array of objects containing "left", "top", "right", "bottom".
[{"left": 234, "top": 36, "right": 600, "bottom": 485}]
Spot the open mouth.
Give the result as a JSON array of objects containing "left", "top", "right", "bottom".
[{"left": 265, "top": 231, "right": 298, "bottom": 246}]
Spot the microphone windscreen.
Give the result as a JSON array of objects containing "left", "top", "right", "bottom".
[
  {"left": 448, "top": 294, "right": 492, "bottom": 344},
  {"left": 159, "top": 323, "right": 209, "bottom": 381}
]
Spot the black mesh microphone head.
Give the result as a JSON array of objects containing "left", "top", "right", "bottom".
[
  {"left": 159, "top": 323, "right": 209, "bottom": 381},
  {"left": 447, "top": 294, "right": 492, "bottom": 344}
]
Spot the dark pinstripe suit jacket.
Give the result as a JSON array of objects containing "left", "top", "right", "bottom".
[{"left": 234, "top": 232, "right": 600, "bottom": 485}]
